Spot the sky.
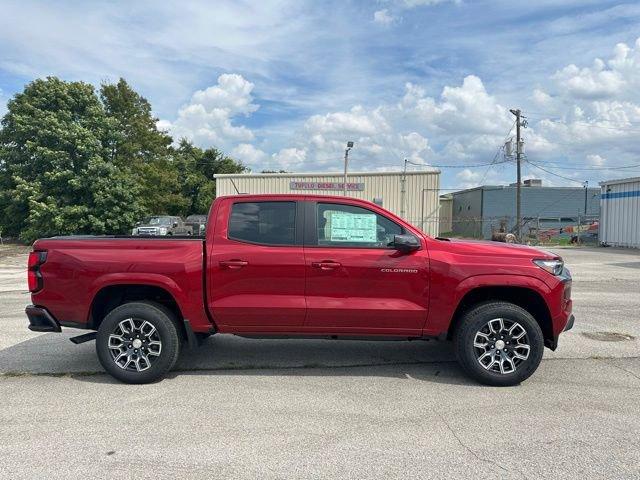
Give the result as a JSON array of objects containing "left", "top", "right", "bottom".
[{"left": 1, "top": 0, "right": 640, "bottom": 189}]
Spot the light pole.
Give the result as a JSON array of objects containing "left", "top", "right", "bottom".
[{"left": 343, "top": 141, "right": 354, "bottom": 196}]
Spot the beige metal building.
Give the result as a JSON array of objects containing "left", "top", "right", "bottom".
[
  {"left": 438, "top": 194, "right": 453, "bottom": 235},
  {"left": 214, "top": 170, "right": 441, "bottom": 235}
]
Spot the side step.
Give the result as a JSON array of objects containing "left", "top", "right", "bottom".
[{"left": 69, "top": 332, "right": 97, "bottom": 344}]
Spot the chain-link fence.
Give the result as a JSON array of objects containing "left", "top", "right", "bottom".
[{"left": 412, "top": 215, "right": 599, "bottom": 245}]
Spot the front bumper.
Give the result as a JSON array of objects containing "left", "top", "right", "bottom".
[{"left": 26, "top": 305, "right": 61, "bottom": 332}]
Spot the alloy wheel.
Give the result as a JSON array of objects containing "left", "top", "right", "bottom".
[
  {"left": 473, "top": 318, "right": 530, "bottom": 374},
  {"left": 108, "top": 318, "right": 162, "bottom": 372}
]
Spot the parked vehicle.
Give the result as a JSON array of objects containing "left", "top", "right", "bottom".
[
  {"left": 132, "top": 216, "right": 192, "bottom": 236},
  {"left": 185, "top": 214, "right": 207, "bottom": 236},
  {"left": 26, "top": 194, "right": 573, "bottom": 385}
]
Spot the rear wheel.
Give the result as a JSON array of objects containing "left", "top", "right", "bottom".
[
  {"left": 96, "top": 302, "right": 181, "bottom": 384},
  {"left": 454, "top": 302, "right": 544, "bottom": 386}
]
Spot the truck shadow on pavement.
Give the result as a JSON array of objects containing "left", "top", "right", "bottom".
[{"left": 0, "top": 332, "right": 477, "bottom": 386}]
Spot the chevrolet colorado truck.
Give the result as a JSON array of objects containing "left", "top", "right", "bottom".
[{"left": 26, "top": 194, "right": 574, "bottom": 385}]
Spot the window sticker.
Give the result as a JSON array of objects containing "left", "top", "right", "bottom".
[{"left": 326, "top": 211, "right": 377, "bottom": 243}]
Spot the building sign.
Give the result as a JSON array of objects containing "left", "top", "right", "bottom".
[{"left": 290, "top": 181, "right": 365, "bottom": 191}]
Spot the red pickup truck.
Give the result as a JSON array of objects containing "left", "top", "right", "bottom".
[{"left": 26, "top": 194, "right": 574, "bottom": 385}]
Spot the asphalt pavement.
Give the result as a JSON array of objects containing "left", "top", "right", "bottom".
[{"left": 1, "top": 245, "right": 639, "bottom": 479}]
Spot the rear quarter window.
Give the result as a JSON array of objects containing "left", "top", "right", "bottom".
[{"left": 228, "top": 201, "right": 296, "bottom": 246}]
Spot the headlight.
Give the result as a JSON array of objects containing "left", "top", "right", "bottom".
[
  {"left": 159, "top": 227, "right": 168, "bottom": 235},
  {"left": 533, "top": 258, "right": 564, "bottom": 276}
]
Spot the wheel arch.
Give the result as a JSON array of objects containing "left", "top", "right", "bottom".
[
  {"left": 89, "top": 284, "right": 187, "bottom": 341},
  {"left": 447, "top": 285, "right": 554, "bottom": 348}
]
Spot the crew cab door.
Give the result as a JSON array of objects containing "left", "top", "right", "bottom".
[
  {"left": 304, "top": 201, "right": 429, "bottom": 334},
  {"left": 208, "top": 199, "right": 306, "bottom": 328}
]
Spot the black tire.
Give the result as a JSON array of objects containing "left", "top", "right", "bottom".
[
  {"left": 96, "top": 301, "right": 181, "bottom": 384},
  {"left": 454, "top": 301, "right": 544, "bottom": 386}
]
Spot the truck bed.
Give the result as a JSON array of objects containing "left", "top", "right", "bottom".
[{"left": 31, "top": 236, "right": 213, "bottom": 333}]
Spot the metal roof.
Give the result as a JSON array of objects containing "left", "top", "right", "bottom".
[
  {"left": 599, "top": 177, "right": 640, "bottom": 187},
  {"left": 214, "top": 169, "right": 440, "bottom": 178}
]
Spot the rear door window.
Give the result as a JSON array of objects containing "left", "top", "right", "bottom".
[{"left": 228, "top": 201, "right": 296, "bottom": 246}]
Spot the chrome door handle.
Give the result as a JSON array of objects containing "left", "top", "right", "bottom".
[
  {"left": 219, "top": 260, "right": 248, "bottom": 269},
  {"left": 311, "top": 261, "right": 342, "bottom": 270}
]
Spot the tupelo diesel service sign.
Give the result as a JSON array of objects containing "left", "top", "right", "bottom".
[{"left": 290, "top": 181, "right": 365, "bottom": 191}]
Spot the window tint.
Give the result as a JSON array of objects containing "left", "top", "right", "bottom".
[
  {"left": 229, "top": 202, "right": 296, "bottom": 245},
  {"left": 316, "top": 203, "right": 403, "bottom": 248}
]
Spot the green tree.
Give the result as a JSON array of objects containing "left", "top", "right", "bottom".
[
  {"left": 0, "top": 76, "right": 249, "bottom": 241},
  {"left": 99, "top": 78, "right": 180, "bottom": 215},
  {"left": 0, "top": 77, "right": 145, "bottom": 242},
  {"left": 171, "top": 139, "right": 247, "bottom": 215}
]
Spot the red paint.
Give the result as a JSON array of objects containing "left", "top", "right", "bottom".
[{"left": 29, "top": 194, "right": 572, "bottom": 344}]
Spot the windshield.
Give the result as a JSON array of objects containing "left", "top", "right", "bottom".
[{"left": 145, "top": 217, "right": 172, "bottom": 225}]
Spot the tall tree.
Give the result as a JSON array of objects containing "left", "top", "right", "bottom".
[
  {"left": 172, "top": 139, "right": 247, "bottom": 215},
  {"left": 0, "top": 77, "right": 145, "bottom": 241},
  {"left": 100, "top": 78, "right": 180, "bottom": 215}
]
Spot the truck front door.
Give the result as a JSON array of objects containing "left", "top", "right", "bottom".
[
  {"left": 208, "top": 199, "right": 306, "bottom": 329},
  {"left": 303, "top": 201, "right": 429, "bottom": 335}
]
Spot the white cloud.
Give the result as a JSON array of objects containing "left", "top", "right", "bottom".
[
  {"left": 532, "top": 88, "right": 552, "bottom": 106},
  {"left": 231, "top": 144, "right": 307, "bottom": 172},
  {"left": 272, "top": 147, "right": 307, "bottom": 170},
  {"left": 553, "top": 59, "right": 625, "bottom": 99},
  {"left": 166, "top": 74, "right": 257, "bottom": 148},
  {"left": 398, "top": 0, "right": 460, "bottom": 8},
  {"left": 401, "top": 75, "right": 512, "bottom": 135},
  {"left": 373, "top": 9, "right": 395, "bottom": 25},
  {"left": 304, "top": 106, "right": 389, "bottom": 137},
  {"left": 0, "top": 88, "right": 7, "bottom": 117},
  {"left": 586, "top": 154, "right": 606, "bottom": 166},
  {"left": 552, "top": 38, "right": 640, "bottom": 100},
  {"left": 454, "top": 168, "right": 505, "bottom": 190},
  {"left": 231, "top": 143, "right": 268, "bottom": 167},
  {"left": 456, "top": 168, "right": 481, "bottom": 183}
]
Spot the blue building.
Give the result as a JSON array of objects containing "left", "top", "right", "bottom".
[{"left": 449, "top": 180, "right": 600, "bottom": 240}]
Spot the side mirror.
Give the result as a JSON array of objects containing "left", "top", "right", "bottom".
[
  {"left": 135, "top": 221, "right": 141, "bottom": 226},
  {"left": 173, "top": 222, "right": 178, "bottom": 228},
  {"left": 393, "top": 234, "right": 420, "bottom": 253}
]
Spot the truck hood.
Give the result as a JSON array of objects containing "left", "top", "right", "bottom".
[{"left": 434, "top": 237, "right": 559, "bottom": 259}]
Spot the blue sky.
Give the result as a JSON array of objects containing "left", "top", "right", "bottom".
[{"left": 1, "top": 0, "right": 640, "bottom": 189}]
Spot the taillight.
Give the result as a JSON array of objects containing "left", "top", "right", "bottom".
[{"left": 27, "top": 251, "right": 47, "bottom": 293}]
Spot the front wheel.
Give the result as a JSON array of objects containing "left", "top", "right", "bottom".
[
  {"left": 96, "top": 302, "right": 181, "bottom": 384},
  {"left": 454, "top": 302, "right": 544, "bottom": 386}
]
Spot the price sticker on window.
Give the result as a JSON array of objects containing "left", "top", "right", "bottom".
[{"left": 327, "top": 212, "right": 377, "bottom": 242}]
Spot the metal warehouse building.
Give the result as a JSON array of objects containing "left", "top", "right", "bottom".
[
  {"left": 214, "top": 170, "right": 441, "bottom": 235},
  {"left": 449, "top": 181, "right": 600, "bottom": 240},
  {"left": 600, "top": 177, "right": 640, "bottom": 248}
]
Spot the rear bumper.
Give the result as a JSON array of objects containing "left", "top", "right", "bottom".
[
  {"left": 563, "top": 314, "right": 575, "bottom": 332},
  {"left": 26, "top": 305, "right": 61, "bottom": 332}
]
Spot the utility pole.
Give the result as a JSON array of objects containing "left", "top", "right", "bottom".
[
  {"left": 510, "top": 109, "right": 523, "bottom": 240},
  {"left": 583, "top": 180, "right": 589, "bottom": 214},
  {"left": 343, "top": 141, "right": 354, "bottom": 196}
]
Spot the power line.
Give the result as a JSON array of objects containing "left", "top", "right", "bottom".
[
  {"left": 524, "top": 159, "right": 585, "bottom": 185},
  {"left": 523, "top": 161, "right": 640, "bottom": 171},
  {"left": 375, "top": 158, "right": 515, "bottom": 169}
]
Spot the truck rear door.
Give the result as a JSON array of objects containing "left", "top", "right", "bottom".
[{"left": 207, "top": 199, "right": 306, "bottom": 329}]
